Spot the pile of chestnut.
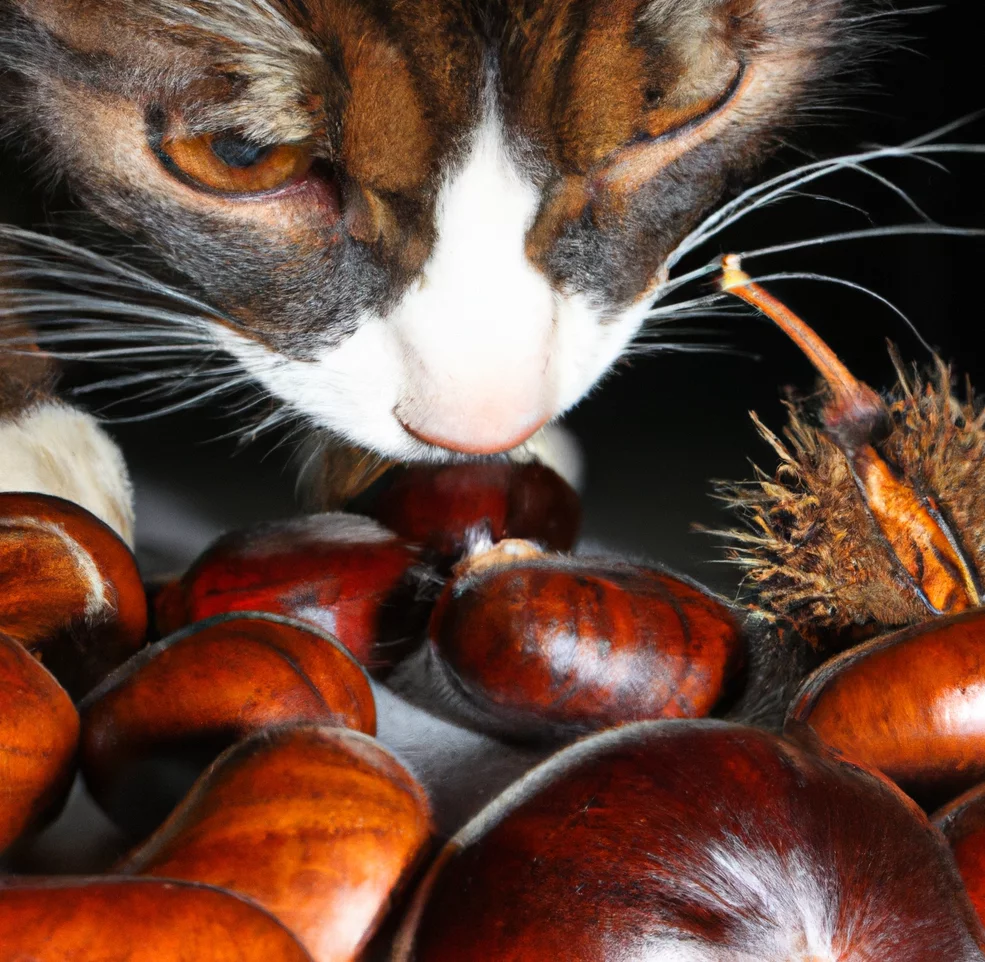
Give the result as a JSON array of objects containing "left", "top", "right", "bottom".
[{"left": 3, "top": 459, "right": 985, "bottom": 961}]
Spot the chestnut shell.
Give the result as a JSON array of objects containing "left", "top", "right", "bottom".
[
  {"left": 0, "top": 877, "right": 314, "bottom": 961},
  {"left": 154, "top": 513, "right": 426, "bottom": 672},
  {"left": 393, "top": 721, "right": 985, "bottom": 960},
  {"left": 427, "top": 556, "right": 744, "bottom": 738},
  {"left": 120, "top": 724, "right": 433, "bottom": 962},
  {"left": 936, "top": 782, "right": 985, "bottom": 925},
  {"left": 366, "top": 461, "right": 581, "bottom": 560},
  {"left": 0, "top": 632, "right": 79, "bottom": 853},
  {"left": 0, "top": 492, "right": 147, "bottom": 695},
  {"left": 80, "top": 613, "right": 376, "bottom": 834},
  {"left": 786, "top": 608, "right": 985, "bottom": 806}
]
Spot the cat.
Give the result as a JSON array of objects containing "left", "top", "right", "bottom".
[{"left": 0, "top": 0, "right": 874, "bottom": 547}]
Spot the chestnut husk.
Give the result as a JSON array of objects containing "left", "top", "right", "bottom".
[
  {"left": 80, "top": 612, "right": 376, "bottom": 835},
  {"left": 0, "top": 492, "right": 147, "bottom": 696},
  {"left": 119, "top": 724, "right": 433, "bottom": 962},
  {"left": 393, "top": 720, "right": 985, "bottom": 960},
  {"left": 716, "top": 263, "right": 985, "bottom": 651}
]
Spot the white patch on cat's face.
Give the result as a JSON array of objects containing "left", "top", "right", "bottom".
[{"left": 219, "top": 110, "right": 652, "bottom": 459}]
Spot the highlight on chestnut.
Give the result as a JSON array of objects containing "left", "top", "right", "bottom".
[
  {"left": 80, "top": 613, "right": 377, "bottom": 834},
  {"left": 417, "top": 538, "right": 745, "bottom": 740},
  {"left": 118, "top": 724, "right": 434, "bottom": 962},
  {"left": 392, "top": 721, "right": 985, "bottom": 960}
]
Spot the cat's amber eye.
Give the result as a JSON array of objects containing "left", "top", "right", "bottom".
[{"left": 158, "top": 131, "right": 313, "bottom": 195}]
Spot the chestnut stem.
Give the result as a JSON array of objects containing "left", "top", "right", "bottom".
[{"left": 720, "top": 256, "right": 863, "bottom": 403}]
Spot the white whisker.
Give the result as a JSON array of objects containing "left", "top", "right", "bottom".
[
  {"left": 667, "top": 140, "right": 985, "bottom": 269},
  {"left": 738, "top": 224, "right": 985, "bottom": 261},
  {"left": 725, "top": 269, "right": 934, "bottom": 353}
]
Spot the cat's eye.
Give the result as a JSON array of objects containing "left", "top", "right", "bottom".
[
  {"left": 645, "top": 64, "right": 745, "bottom": 140},
  {"left": 158, "top": 131, "right": 313, "bottom": 195}
]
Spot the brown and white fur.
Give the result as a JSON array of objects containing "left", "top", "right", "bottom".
[{"left": 0, "top": 0, "right": 877, "bottom": 545}]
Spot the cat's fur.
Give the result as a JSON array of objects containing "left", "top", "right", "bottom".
[{"left": 0, "top": 0, "right": 872, "bottom": 537}]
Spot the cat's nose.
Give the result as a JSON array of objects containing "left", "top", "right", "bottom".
[{"left": 395, "top": 403, "right": 551, "bottom": 455}]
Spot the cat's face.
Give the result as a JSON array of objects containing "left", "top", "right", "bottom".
[{"left": 2, "top": 0, "right": 844, "bottom": 458}]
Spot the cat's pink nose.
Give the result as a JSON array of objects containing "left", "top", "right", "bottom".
[{"left": 396, "top": 407, "right": 550, "bottom": 455}]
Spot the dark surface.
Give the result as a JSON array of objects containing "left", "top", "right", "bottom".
[{"left": 1, "top": 4, "right": 983, "bottom": 590}]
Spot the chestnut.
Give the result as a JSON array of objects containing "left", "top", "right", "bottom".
[
  {"left": 80, "top": 613, "right": 376, "bottom": 834},
  {"left": 392, "top": 720, "right": 985, "bottom": 960},
  {"left": 0, "top": 632, "right": 79, "bottom": 854},
  {"left": 418, "top": 540, "right": 744, "bottom": 739},
  {"left": 0, "top": 877, "right": 314, "bottom": 961},
  {"left": 363, "top": 461, "right": 581, "bottom": 561},
  {"left": 936, "top": 783, "right": 985, "bottom": 925},
  {"left": 154, "top": 513, "right": 429, "bottom": 672},
  {"left": 786, "top": 608, "right": 985, "bottom": 806},
  {"left": 119, "top": 724, "right": 433, "bottom": 962},
  {"left": 0, "top": 492, "right": 147, "bottom": 696}
]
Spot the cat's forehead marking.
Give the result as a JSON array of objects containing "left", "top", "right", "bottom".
[{"left": 2, "top": 0, "right": 854, "bottom": 455}]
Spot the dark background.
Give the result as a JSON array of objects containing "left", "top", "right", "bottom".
[{"left": 2, "top": 0, "right": 984, "bottom": 588}]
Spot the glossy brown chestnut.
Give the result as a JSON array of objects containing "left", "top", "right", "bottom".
[
  {"left": 154, "top": 513, "right": 427, "bottom": 672},
  {"left": 0, "top": 877, "right": 314, "bottom": 961},
  {"left": 120, "top": 724, "right": 433, "bottom": 962},
  {"left": 393, "top": 720, "right": 985, "bottom": 961},
  {"left": 935, "top": 782, "right": 985, "bottom": 924},
  {"left": 425, "top": 543, "right": 744, "bottom": 738},
  {"left": 0, "top": 632, "right": 79, "bottom": 853},
  {"left": 80, "top": 613, "right": 377, "bottom": 833},
  {"left": 366, "top": 461, "right": 581, "bottom": 560},
  {"left": 0, "top": 492, "right": 147, "bottom": 696},
  {"left": 786, "top": 608, "right": 985, "bottom": 806}
]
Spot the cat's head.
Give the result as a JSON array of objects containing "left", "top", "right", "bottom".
[{"left": 1, "top": 0, "right": 853, "bottom": 458}]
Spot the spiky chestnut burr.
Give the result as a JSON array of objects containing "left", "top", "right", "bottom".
[{"left": 714, "top": 256, "right": 985, "bottom": 650}]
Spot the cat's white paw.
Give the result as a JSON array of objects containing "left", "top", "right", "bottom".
[{"left": 0, "top": 403, "right": 134, "bottom": 545}]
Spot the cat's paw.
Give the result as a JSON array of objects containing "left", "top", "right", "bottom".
[{"left": 0, "top": 403, "right": 134, "bottom": 544}]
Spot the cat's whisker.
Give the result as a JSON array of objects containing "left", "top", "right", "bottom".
[
  {"left": 70, "top": 364, "right": 245, "bottom": 396},
  {"left": 666, "top": 137, "right": 985, "bottom": 268},
  {"left": 0, "top": 226, "right": 234, "bottom": 320},
  {"left": 737, "top": 224, "right": 985, "bottom": 262},
  {"left": 94, "top": 377, "right": 260, "bottom": 423},
  {"left": 647, "top": 262, "right": 722, "bottom": 302},
  {"left": 644, "top": 291, "right": 732, "bottom": 319},
  {"left": 625, "top": 341, "right": 746, "bottom": 358},
  {"left": 4, "top": 343, "right": 222, "bottom": 360},
  {"left": 719, "top": 268, "right": 932, "bottom": 353},
  {"left": 0, "top": 296, "right": 220, "bottom": 337},
  {"left": 904, "top": 110, "right": 985, "bottom": 148},
  {"left": 843, "top": 163, "right": 932, "bottom": 221},
  {"left": 784, "top": 192, "right": 873, "bottom": 220},
  {"left": 644, "top": 309, "right": 747, "bottom": 322}
]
